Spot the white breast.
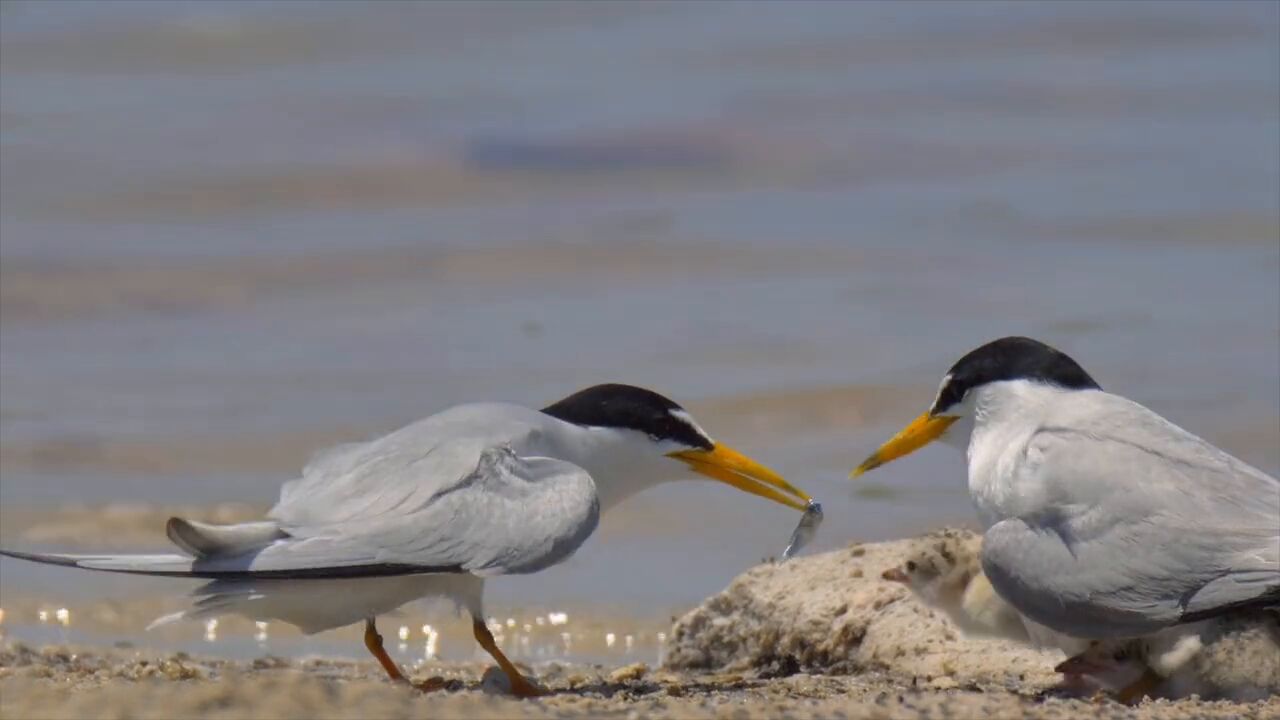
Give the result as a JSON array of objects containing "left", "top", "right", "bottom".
[
  {"left": 963, "top": 381, "right": 1060, "bottom": 527},
  {"left": 967, "top": 425, "right": 1027, "bottom": 528}
]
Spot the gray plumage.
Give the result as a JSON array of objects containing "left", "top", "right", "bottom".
[
  {"left": 972, "top": 387, "right": 1279, "bottom": 638},
  {"left": 0, "top": 402, "right": 624, "bottom": 632},
  {"left": 4, "top": 404, "right": 599, "bottom": 581},
  {"left": 0, "top": 381, "right": 811, "bottom": 696}
]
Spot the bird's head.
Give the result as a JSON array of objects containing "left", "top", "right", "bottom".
[
  {"left": 542, "top": 383, "right": 811, "bottom": 511},
  {"left": 851, "top": 336, "right": 1100, "bottom": 478},
  {"left": 881, "top": 530, "right": 978, "bottom": 599}
]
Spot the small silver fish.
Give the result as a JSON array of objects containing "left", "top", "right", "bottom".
[{"left": 781, "top": 500, "right": 823, "bottom": 562}]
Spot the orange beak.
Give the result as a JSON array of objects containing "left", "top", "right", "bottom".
[
  {"left": 851, "top": 411, "right": 958, "bottom": 478},
  {"left": 669, "top": 443, "right": 811, "bottom": 512}
]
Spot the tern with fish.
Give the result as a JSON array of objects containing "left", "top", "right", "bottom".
[{"left": 1, "top": 384, "right": 815, "bottom": 696}]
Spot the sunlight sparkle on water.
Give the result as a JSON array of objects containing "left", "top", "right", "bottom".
[{"left": 422, "top": 624, "right": 439, "bottom": 660}]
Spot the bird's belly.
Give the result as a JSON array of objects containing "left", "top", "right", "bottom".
[{"left": 216, "top": 574, "right": 484, "bottom": 635}]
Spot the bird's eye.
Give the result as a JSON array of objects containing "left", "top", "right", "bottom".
[
  {"left": 906, "top": 561, "right": 917, "bottom": 572},
  {"left": 931, "top": 383, "right": 964, "bottom": 416}
]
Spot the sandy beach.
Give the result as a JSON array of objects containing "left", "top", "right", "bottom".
[
  {"left": 2, "top": 2, "right": 1277, "bottom": 718},
  {"left": 4, "top": 646, "right": 1274, "bottom": 720},
  {"left": 3, "top": 532, "right": 1276, "bottom": 720}
]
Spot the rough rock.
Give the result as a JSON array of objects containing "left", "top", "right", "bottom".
[{"left": 665, "top": 533, "right": 1065, "bottom": 691}]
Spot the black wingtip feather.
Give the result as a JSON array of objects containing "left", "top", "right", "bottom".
[
  {"left": 1, "top": 547, "right": 466, "bottom": 580},
  {"left": 1179, "top": 584, "right": 1280, "bottom": 624},
  {"left": 0, "top": 548, "right": 86, "bottom": 569}
]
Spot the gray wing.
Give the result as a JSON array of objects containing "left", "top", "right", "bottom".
[
  {"left": 981, "top": 394, "right": 1279, "bottom": 638},
  {"left": 262, "top": 403, "right": 600, "bottom": 575},
  {"left": 2, "top": 405, "right": 600, "bottom": 579},
  {"left": 261, "top": 444, "right": 600, "bottom": 577},
  {"left": 271, "top": 402, "right": 556, "bottom": 527}
]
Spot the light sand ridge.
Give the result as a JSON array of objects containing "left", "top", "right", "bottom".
[{"left": 3, "top": 534, "right": 1277, "bottom": 718}]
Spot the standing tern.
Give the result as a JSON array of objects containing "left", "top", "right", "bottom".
[
  {"left": 1, "top": 383, "right": 812, "bottom": 696},
  {"left": 852, "top": 336, "right": 1279, "bottom": 640}
]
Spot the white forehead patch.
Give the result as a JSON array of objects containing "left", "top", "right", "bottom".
[
  {"left": 931, "top": 373, "right": 954, "bottom": 411},
  {"left": 669, "top": 409, "right": 715, "bottom": 446}
]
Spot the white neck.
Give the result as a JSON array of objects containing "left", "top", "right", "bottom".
[
  {"left": 961, "top": 380, "right": 1070, "bottom": 526},
  {"left": 968, "top": 379, "right": 1064, "bottom": 432},
  {"left": 540, "top": 422, "right": 687, "bottom": 513}
]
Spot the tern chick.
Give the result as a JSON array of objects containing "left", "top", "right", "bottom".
[
  {"left": 882, "top": 527, "right": 1095, "bottom": 695},
  {"left": 882, "top": 528, "right": 1030, "bottom": 644},
  {"left": 1056, "top": 610, "right": 1280, "bottom": 702}
]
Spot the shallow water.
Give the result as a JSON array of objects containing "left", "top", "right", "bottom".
[{"left": 1, "top": 1, "right": 1277, "bottom": 660}]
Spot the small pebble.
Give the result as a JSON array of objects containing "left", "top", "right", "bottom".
[{"left": 609, "top": 662, "right": 649, "bottom": 683}]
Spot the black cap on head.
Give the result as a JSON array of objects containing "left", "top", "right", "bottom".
[
  {"left": 541, "top": 384, "right": 714, "bottom": 450},
  {"left": 931, "top": 337, "right": 1100, "bottom": 415}
]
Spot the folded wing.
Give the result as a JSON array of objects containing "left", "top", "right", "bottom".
[
  {"left": 2, "top": 442, "right": 600, "bottom": 580},
  {"left": 981, "top": 397, "right": 1280, "bottom": 638}
]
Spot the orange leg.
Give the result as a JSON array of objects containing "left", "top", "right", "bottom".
[
  {"left": 472, "top": 617, "right": 547, "bottom": 698},
  {"left": 364, "top": 618, "right": 408, "bottom": 682},
  {"left": 1116, "top": 668, "right": 1162, "bottom": 705},
  {"left": 363, "top": 618, "right": 448, "bottom": 692}
]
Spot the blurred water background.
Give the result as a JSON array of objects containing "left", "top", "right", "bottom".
[{"left": 1, "top": 0, "right": 1277, "bottom": 664}]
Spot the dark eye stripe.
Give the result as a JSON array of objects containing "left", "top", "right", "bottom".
[{"left": 931, "top": 381, "right": 966, "bottom": 416}]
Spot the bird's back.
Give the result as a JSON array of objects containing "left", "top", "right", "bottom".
[
  {"left": 1033, "top": 390, "right": 1278, "bottom": 532},
  {"left": 271, "top": 402, "right": 557, "bottom": 528},
  {"left": 978, "top": 388, "right": 1278, "bottom": 637}
]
